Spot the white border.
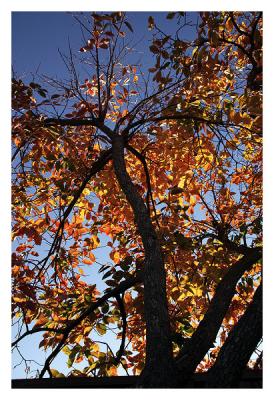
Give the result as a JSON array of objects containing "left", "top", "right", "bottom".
[
  {"left": 0, "top": 0, "right": 269, "bottom": 12},
  {"left": 1, "top": 1, "right": 273, "bottom": 399}
]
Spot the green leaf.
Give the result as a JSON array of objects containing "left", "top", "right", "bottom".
[
  {"left": 62, "top": 346, "right": 71, "bottom": 356},
  {"left": 50, "top": 368, "right": 66, "bottom": 378},
  {"left": 96, "top": 322, "right": 106, "bottom": 335},
  {"left": 67, "top": 356, "right": 74, "bottom": 368},
  {"left": 84, "top": 294, "right": 92, "bottom": 303},
  {"left": 67, "top": 346, "right": 80, "bottom": 368}
]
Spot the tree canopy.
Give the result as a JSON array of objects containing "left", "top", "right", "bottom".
[{"left": 12, "top": 11, "right": 262, "bottom": 388}]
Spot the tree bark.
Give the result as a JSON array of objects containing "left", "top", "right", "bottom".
[
  {"left": 207, "top": 283, "right": 262, "bottom": 388},
  {"left": 176, "top": 249, "right": 262, "bottom": 384},
  {"left": 112, "top": 134, "right": 177, "bottom": 387}
]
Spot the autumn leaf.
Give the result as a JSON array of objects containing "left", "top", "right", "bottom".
[
  {"left": 189, "top": 195, "right": 197, "bottom": 207},
  {"left": 110, "top": 250, "right": 120, "bottom": 264},
  {"left": 33, "top": 315, "right": 48, "bottom": 327},
  {"left": 50, "top": 369, "right": 66, "bottom": 378},
  {"left": 82, "top": 253, "right": 95, "bottom": 265},
  {"left": 108, "top": 365, "right": 118, "bottom": 376}
]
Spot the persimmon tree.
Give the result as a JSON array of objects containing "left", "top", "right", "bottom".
[{"left": 12, "top": 11, "right": 262, "bottom": 388}]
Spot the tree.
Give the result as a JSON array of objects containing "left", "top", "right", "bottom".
[{"left": 12, "top": 11, "right": 262, "bottom": 388}]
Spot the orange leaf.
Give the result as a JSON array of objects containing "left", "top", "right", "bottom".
[
  {"left": 101, "top": 225, "right": 112, "bottom": 236},
  {"left": 82, "top": 257, "right": 93, "bottom": 265},
  {"left": 89, "top": 252, "right": 96, "bottom": 263},
  {"left": 124, "top": 292, "right": 132, "bottom": 304},
  {"left": 16, "top": 244, "right": 28, "bottom": 252},
  {"left": 110, "top": 250, "right": 120, "bottom": 264},
  {"left": 12, "top": 265, "right": 21, "bottom": 275},
  {"left": 34, "top": 315, "right": 48, "bottom": 327},
  {"left": 108, "top": 366, "right": 118, "bottom": 376}
]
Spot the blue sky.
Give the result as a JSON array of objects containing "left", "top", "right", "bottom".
[{"left": 12, "top": 12, "right": 197, "bottom": 80}]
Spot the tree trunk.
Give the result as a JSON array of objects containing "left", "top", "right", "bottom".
[
  {"left": 207, "top": 283, "right": 262, "bottom": 388},
  {"left": 112, "top": 135, "right": 177, "bottom": 387},
  {"left": 176, "top": 250, "right": 262, "bottom": 384}
]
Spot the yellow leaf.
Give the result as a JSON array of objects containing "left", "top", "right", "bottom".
[
  {"left": 79, "top": 208, "right": 86, "bottom": 220},
  {"left": 75, "top": 334, "right": 83, "bottom": 344},
  {"left": 133, "top": 75, "right": 138, "bottom": 83},
  {"left": 192, "top": 46, "right": 198, "bottom": 57},
  {"left": 62, "top": 346, "right": 71, "bottom": 355},
  {"left": 187, "top": 286, "right": 203, "bottom": 297},
  {"left": 178, "top": 176, "right": 186, "bottom": 189},
  {"left": 189, "top": 195, "right": 196, "bottom": 206},
  {"left": 93, "top": 143, "right": 100, "bottom": 151},
  {"left": 110, "top": 250, "right": 120, "bottom": 264},
  {"left": 91, "top": 343, "right": 100, "bottom": 352},
  {"left": 98, "top": 189, "right": 108, "bottom": 196},
  {"left": 92, "top": 235, "right": 100, "bottom": 248},
  {"left": 35, "top": 218, "right": 44, "bottom": 227},
  {"left": 83, "top": 188, "right": 91, "bottom": 196},
  {"left": 84, "top": 326, "right": 92, "bottom": 335},
  {"left": 13, "top": 296, "right": 26, "bottom": 303}
]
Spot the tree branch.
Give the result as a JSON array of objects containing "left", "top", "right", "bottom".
[
  {"left": 176, "top": 248, "right": 262, "bottom": 381},
  {"left": 112, "top": 134, "right": 177, "bottom": 387},
  {"left": 207, "top": 283, "right": 262, "bottom": 387},
  {"left": 12, "top": 327, "right": 65, "bottom": 347},
  {"left": 126, "top": 144, "right": 159, "bottom": 225},
  {"left": 37, "top": 147, "right": 112, "bottom": 276},
  {"left": 14, "top": 274, "right": 143, "bottom": 378},
  {"left": 114, "top": 294, "right": 127, "bottom": 365}
]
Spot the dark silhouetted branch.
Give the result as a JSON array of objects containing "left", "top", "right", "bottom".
[
  {"left": 176, "top": 248, "right": 262, "bottom": 382},
  {"left": 207, "top": 283, "right": 262, "bottom": 388}
]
